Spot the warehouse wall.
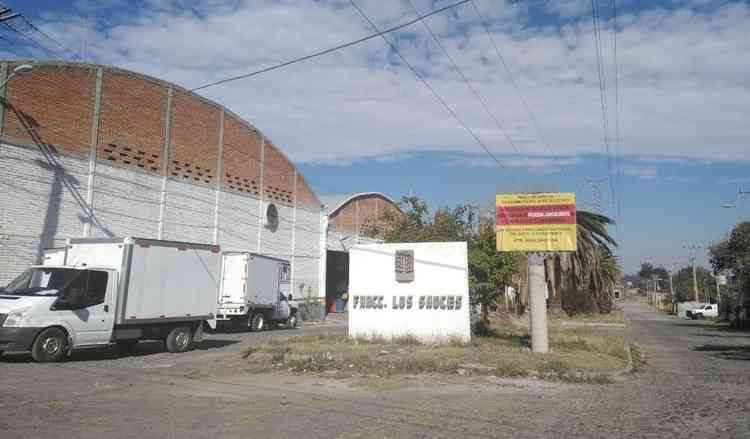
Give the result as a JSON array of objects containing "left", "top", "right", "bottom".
[{"left": 0, "top": 61, "right": 322, "bottom": 298}]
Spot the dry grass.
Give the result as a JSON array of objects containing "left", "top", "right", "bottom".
[
  {"left": 549, "top": 309, "right": 626, "bottom": 324},
  {"left": 240, "top": 321, "right": 630, "bottom": 384}
]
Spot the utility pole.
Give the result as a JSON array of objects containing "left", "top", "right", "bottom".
[
  {"left": 669, "top": 270, "right": 675, "bottom": 313},
  {"left": 683, "top": 245, "right": 702, "bottom": 303},
  {"left": 528, "top": 254, "right": 549, "bottom": 353},
  {"left": 691, "top": 256, "right": 699, "bottom": 303}
]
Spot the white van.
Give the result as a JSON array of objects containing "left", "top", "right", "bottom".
[{"left": 0, "top": 238, "right": 220, "bottom": 362}]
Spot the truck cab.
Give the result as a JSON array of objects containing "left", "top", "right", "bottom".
[{"left": 0, "top": 265, "right": 119, "bottom": 362}]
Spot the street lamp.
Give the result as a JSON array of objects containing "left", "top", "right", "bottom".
[{"left": 0, "top": 64, "right": 33, "bottom": 89}]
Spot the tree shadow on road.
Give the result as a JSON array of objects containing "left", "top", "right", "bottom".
[
  {"left": 690, "top": 333, "right": 750, "bottom": 339},
  {"left": 692, "top": 344, "right": 750, "bottom": 361}
]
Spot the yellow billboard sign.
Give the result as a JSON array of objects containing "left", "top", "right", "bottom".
[{"left": 496, "top": 192, "right": 577, "bottom": 252}]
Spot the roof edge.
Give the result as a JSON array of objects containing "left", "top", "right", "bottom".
[{"left": 324, "top": 192, "right": 401, "bottom": 217}]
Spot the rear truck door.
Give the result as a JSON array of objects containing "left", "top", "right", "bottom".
[
  {"left": 57, "top": 269, "right": 116, "bottom": 346},
  {"left": 220, "top": 253, "right": 249, "bottom": 306},
  {"left": 272, "top": 262, "right": 290, "bottom": 321}
]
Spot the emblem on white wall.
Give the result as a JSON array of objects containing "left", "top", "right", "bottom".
[{"left": 395, "top": 249, "right": 414, "bottom": 283}]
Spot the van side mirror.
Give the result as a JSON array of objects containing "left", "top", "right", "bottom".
[{"left": 288, "top": 294, "right": 293, "bottom": 301}]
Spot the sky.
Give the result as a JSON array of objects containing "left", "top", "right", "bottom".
[{"left": 1, "top": 0, "right": 748, "bottom": 274}]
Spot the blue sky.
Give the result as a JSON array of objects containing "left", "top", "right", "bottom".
[{"left": 1, "top": 0, "right": 749, "bottom": 274}]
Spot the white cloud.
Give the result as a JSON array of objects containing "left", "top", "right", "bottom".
[
  {"left": 716, "top": 176, "right": 750, "bottom": 185},
  {"left": 446, "top": 154, "right": 582, "bottom": 171},
  {"left": 621, "top": 165, "right": 657, "bottom": 180},
  {"left": 6, "top": 0, "right": 750, "bottom": 166}
]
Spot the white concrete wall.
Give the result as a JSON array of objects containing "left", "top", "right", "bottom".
[
  {"left": 292, "top": 206, "right": 321, "bottom": 298},
  {"left": 162, "top": 180, "right": 214, "bottom": 243},
  {"left": 0, "top": 145, "right": 89, "bottom": 283},
  {"left": 348, "top": 242, "right": 471, "bottom": 343},
  {"left": 0, "top": 142, "right": 323, "bottom": 296},
  {"left": 91, "top": 164, "right": 161, "bottom": 238},
  {"left": 217, "top": 189, "right": 260, "bottom": 251}
]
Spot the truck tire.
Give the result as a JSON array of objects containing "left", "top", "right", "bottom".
[
  {"left": 31, "top": 327, "right": 68, "bottom": 362},
  {"left": 165, "top": 326, "right": 193, "bottom": 353},
  {"left": 250, "top": 313, "right": 265, "bottom": 332},
  {"left": 286, "top": 314, "right": 298, "bottom": 329}
]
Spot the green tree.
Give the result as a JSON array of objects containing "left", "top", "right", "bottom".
[
  {"left": 710, "top": 221, "right": 750, "bottom": 306},
  {"left": 469, "top": 226, "right": 518, "bottom": 324},
  {"left": 547, "top": 211, "right": 620, "bottom": 315}
]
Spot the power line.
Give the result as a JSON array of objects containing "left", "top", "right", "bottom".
[
  {"left": 347, "top": 0, "right": 514, "bottom": 180},
  {"left": 469, "top": 0, "right": 554, "bottom": 161},
  {"left": 17, "top": 12, "right": 71, "bottom": 54},
  {"left": 189, "top": 0, "right": 473, "bottom": 94},
  {"left": 404, "top": 0, "right": 525, "bottom": 159},
  {"left": 590, "top": 0, "right": 616, "bottom": 221},
  {"left": 0, "top": 4, "right": 71, "bottom": 55},
  {"left": 611, "top": 0, "right": 622, "bottom": 229}
]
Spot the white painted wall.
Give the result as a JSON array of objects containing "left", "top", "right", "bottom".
[
  {"left": 0, "top": 142, "right": 323, "bottom": 299},
  {"left": 348, "top": 242, "right": 470, "bottom": 343},
  {"left": 0, "top": 145, "right": 89, "bottom": 282}
]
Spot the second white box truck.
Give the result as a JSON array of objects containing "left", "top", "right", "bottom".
[
  {"left": 0, "top": 237, "right": 220, "bottom": 362},
  {"left": 217, "top": 252, "right": 299, "bottom": 331}
]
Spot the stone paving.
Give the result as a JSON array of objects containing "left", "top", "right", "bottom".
[{"left": 1, "top": 300, "right": 749, "bottom": 438}]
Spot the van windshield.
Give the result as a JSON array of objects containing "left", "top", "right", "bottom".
[{"left": 2, "top": 268, "right": 84, "bottom": 297}]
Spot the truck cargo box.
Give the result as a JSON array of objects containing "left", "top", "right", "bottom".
[
  {"left": 66, "top": 238, "right": 221, "bottom": 325},
  {"left": 219, "top": 252, "right": 289, "bottom": 308}
]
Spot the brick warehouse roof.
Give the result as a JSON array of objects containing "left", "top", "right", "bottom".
[
  {"left": 0, "top": 59, "right": 320, "bottom": 210},
  {"left": 319, "top": 192, "right": 401, "bottom": 217}
]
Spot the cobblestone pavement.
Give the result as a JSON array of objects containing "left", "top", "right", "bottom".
[{"left": 1, "top": 301, "right": 749, "bottom": 438}]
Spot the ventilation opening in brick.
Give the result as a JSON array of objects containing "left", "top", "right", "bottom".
[
  {"left": 265, "top": 186, "right": 293, "bottom": 204},
  {"left": 225, "top": 174, "right": 259, "bottom": 195},
  {"left": 170, "top": 161, "right": 214, "bottom": 185},
  {"left": 102, "top": 143, "right": 160, "bottom": 173}
]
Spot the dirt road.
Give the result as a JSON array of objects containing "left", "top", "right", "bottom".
[{"left": 1, "top": 302, "right": 749, "bottom": 438}]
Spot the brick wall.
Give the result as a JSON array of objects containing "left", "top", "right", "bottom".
[
  {"left": 169, "top": 93, "right": 220, "bottom": 187},
  {"left": 222, "top": 114, "right": 262, "bottom": 196},
  {"left": 98, "top": 71, "right": 166, "bottom": 175},
  {"left": 328, "top": 194, "right": 400, "bottom": 237},
  {"left": 2, "top": 64, "right": 96, "bottom": 158},
  {"left": 262, "top": 141, "right": 295, "bottom": 206}
]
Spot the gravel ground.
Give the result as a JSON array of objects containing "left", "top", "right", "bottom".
[{"left": 1, "top": 301, "right": 749, "bottom": 438}]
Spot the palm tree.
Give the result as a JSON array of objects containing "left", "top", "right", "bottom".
[{"left": 546, "top": 211, "right": 619, "bottom": 315}]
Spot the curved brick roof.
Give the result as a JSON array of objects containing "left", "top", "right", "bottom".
[{"left": 0, "top": 59, "right": 320, "bottom": 209}]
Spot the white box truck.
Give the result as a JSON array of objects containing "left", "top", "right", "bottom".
[
  {"left": 217, "top": 252, "right": 298, "bottom": 331},
  {"left": 0, "top": 237, "right": 220, "bottom": 362}
]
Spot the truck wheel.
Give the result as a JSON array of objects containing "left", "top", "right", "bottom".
[
  {"left": 286, "top": 314, "right": 298, "bottom": 329},
  {"left": 250, "top": 313, "right": 265, "bottom": 332},
  {"left": 165, "top": 326, "right": 193, "bottom": 353},
  {"left": 31, "top": 327, "right": 68, "bottom": 362}
]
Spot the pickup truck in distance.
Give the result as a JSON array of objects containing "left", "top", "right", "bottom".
[{"left": 690, "top": 304, "right": 718, "bottom": 319}]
